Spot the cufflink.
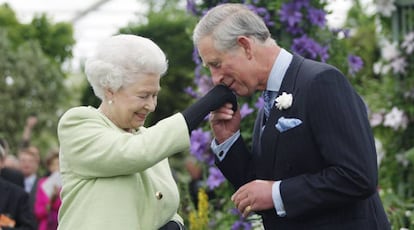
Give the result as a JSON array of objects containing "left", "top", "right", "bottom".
[{"left": 155, "top": 191, "right": 163, "bottom": 200}]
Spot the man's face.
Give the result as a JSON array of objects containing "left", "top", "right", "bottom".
[
  {"left": 197, "top": 36, "right": 259, "bottom": 96},
  {"left": 18, "top": 152, "right": 39, "bottom": 177}
]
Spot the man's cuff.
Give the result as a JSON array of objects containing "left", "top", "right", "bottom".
[
  {"left": 272, "top": 180, "right": 286, "bottom": 217},
  {"left": 210, "top": 130, "right": 240, "bottom": 161}
]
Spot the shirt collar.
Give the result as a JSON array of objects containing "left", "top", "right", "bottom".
[
  {"left": 24, "top": 174, "right": 36, "bottom": 193},
  {"left": 266, "top": 48, "right": 293, "bottom": 92}
]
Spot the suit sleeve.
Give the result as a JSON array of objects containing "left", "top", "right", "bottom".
[
  {"left": 280, "top": 68, "right": 378, "bottom": 217},
  {"left": 215, "top": 136, "right": 255, "bottom": 189},
  {"left": 9, "top": 190, "right": 37, "bottom": 230}
]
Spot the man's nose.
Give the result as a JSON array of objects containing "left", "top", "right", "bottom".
[{"left": 210, "top": 71, "right": 223, "bottom": 85}]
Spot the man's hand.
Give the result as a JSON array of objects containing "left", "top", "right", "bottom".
[
  {"left": 231, "top": 180, "right": 275, "bottom": 218},
  {"left": 26, "top": 115, "right": 38, "bottom": 129},
  {"left": 209, "top": 103, "right": 241, "bottom": 143}
]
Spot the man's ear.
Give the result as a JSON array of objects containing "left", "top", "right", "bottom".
[{"left": 237, "top": 36, "right": 253, "bottom": 59}]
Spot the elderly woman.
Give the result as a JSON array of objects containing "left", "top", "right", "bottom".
[{"left": 57, "top": 34, "right": 236, "bottom": 230}]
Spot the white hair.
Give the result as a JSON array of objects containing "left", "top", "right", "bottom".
[{"left": 85, "top": 34, "right": 168, "bottom": 100}]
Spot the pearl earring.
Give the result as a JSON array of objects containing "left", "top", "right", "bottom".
[{"left": 108, "top": 100, "right": 113, "bottom": 105}]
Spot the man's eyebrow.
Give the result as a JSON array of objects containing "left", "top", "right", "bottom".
[{"left": 204, "top": 59, "right": 220, "bottom": 67}]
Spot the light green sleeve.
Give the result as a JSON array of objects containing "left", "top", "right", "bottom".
[
  {"left": 171, "top": 213, "right": 184, "bottom": 225},
  {"left": 57, "top": 106, "right": 190, "bottom": 178}
]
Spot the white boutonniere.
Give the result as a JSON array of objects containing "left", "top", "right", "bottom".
[{"left": 275, "top": 92, "right": 293, "bottom": 110}]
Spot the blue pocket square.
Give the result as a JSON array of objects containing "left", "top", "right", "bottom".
[{"left": 275, "top": 117, "right": 302, "bottom": 132}]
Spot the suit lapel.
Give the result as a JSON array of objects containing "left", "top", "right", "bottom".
[{"left": 257, "top": 54, "right": 305, "bottom": 178}]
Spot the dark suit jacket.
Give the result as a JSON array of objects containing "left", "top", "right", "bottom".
[
  {"left": 27, "top": 176, "right": 39, "bottom": 213},
  {"left": 0, "top": 167, "right": 25, "bottom": 188},
  {"left": 0, "top": 178, "right": 37, "bottom": 230},
  {"left": 216, "top": 54, "right": 390, "bottom": 229}
]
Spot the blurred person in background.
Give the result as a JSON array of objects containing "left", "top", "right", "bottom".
[
  {"left": 0, "top": 138, "right": 24, "bottom": 188},
  {"left": 34, "top": 149, "right": 61, "bottom": 230},
  {"left": 0, "top": 144, "right": 37, "bottom": 230},
  {"left": 57, "top": 34, "right": 236, "bottom": 230},
  {"left": 4, "top": 155, "right": 20, "bottom": 171},
  {"left": 18, "top": 146, "right": 40, "bottom": 213}
]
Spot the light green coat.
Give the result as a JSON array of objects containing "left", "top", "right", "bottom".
[{"left": 57, "top": 106, "right": 190, "bottom": 230}]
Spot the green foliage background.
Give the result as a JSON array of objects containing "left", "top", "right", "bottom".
[
  {"left": 1, "top": 0, "right": 413, "bottom": 228},
  {"left": 0, "top": 3, "right": 75, "bottom": 156}
]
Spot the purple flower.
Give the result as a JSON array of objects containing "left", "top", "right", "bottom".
[
  {"left": 255, "top": 96, "right": 265, "bottom": 109},
  {"left": 230, "top": 208, "right": 240, "bottom": 215},
  {"left": 240, "top": 103, "right": 254, "bottom": 119},
  {"left": 294, "top": 0, "right": 310, "bottom": 8},
  {"left": 192, "top": 48, "right": 201, "bottom": 65},
  {"left": 292, "top": 35, "right": 329, "bottom": 62},
  {"left": 194, "top": 64, "right": 203, "bottom": 80},
  {"left": 286, "top": 24, "right": 304, "bottom": 35},
  {"left": 279, "top": 2, "right": 302, "bottom": 28},
  {"left": 184, "top": 86, "right": 197, "bottom": 98},
  {"left": 206, "top": 167, "right": 226, "bottom": 189},
  {"left": 231, "top": 220, "right": 252, "bottom": 230},
  {"left": 190, "top": 128, "right": 214, "bottom": 165},
  {"left": 307, "top": 7, "right": 326, "bottom": 28},
  {"left": 348, "top": 55, "right": 364, "bottom": 75},
  {"left": 196, "top": 75, "right": 214, "bottom": 96},
  {"left": 186, "top": 0, "right": 198, "bottom": 15},
  {"left": 246, "top": 5, "right": 274, "bottom": 27},
  {"left": 230, "top": 208, "right": 253, "bottom": 230}
]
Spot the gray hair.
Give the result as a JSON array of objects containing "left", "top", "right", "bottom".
[
  {"left": 85, "top": 34, "right": 168, "bottom": 100},
  {"left": 193, "top": 3, "right": 271, "bottom": 51}
]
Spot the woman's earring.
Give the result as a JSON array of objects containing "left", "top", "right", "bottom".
[{"left": 108, "top": 100, "right": 113, "bottom": 105}]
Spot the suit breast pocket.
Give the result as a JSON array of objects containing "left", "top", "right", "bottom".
[{"left": 275, "top": 121, "right": 322, "bottom": 173}]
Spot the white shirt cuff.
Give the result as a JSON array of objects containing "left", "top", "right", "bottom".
[
  {"left": 272, "top": 180, "right": 286, "bottom": 217},
  {"left": 210, "top": 130, "right": 240, "bottom": 161}
]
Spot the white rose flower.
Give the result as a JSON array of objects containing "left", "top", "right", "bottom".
[{"left": 275, "top": 92, "right": 293, "bottom": 110}]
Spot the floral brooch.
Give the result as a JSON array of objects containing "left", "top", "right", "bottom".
[{"left": 275, "top": 92, "right": 293, "bottom": 110}]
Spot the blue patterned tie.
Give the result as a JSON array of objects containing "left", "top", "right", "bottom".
[{"left": 263, "top": 90, "right": 277, "bottom": 119}]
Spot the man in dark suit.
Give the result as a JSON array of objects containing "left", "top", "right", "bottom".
[
  {"left": 0, "top": 178, "right": 37, "bottom": 230},
  {"left": 0, "top": 167, "right": 24, "bottom": 188},
  {"left": 0, "top": 146, "right": 36, "bottom": 229},
  {"left": 17, "top": 147, "right": 40, "bottom": 213},
  {"left": 192, "top": 3, "right": 390, "bottom": 229},
  {"left": 0, "top": 140, "right": 24, "bottom": 188}
]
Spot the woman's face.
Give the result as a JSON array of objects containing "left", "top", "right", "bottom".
[
  {"left": 48, "top": 157, "right": 59, "bottom": 173},
  {"left": 106, "top": 73, "right": 161, "bottom": 131}
]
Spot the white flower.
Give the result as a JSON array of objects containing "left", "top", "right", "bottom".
[
  {"left": 375, "top": 138, "right": 385, "bottom": 167},
  {"left": 401, "top": 32, "right": 414, "bottom": 54},
  {"left": 381, "top": 39, "right": 399, "bottom": 61},
  {"left": 383, "top": 107, "right": 408, "bottom": 130},
  {"left": 375, "top": 0, "right": 396, "bottom": 17},
  {"left": 275, "top": 92, "right": 293, "bottom": 110}
]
